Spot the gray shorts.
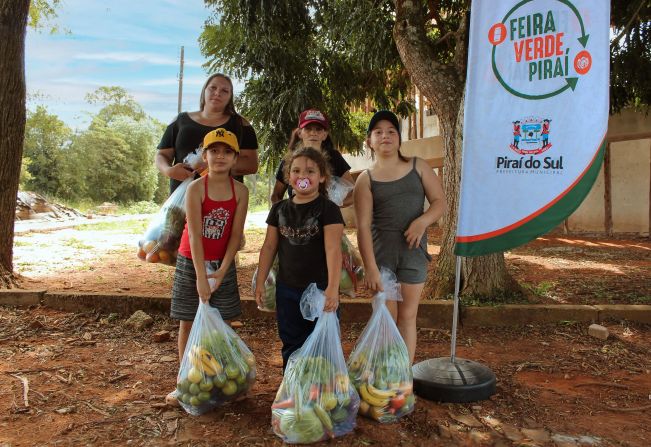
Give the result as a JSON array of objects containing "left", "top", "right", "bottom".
[
  {"left": 171, "top": 255, "right": 241, "bottom": 321},
  {"left": 373, "top": 231, "right": 432, "bottom": 284}
]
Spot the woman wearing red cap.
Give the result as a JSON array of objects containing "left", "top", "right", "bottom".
[{"left": 270, "top": 109, "right": 354, "bottom": 207}]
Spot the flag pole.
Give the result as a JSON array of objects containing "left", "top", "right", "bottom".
[
  {"left": 411, "top": 254, "right": 496, "bottom": 403},
  {"left": 450, "top": 255, "right": 462, "bottom": 363}
]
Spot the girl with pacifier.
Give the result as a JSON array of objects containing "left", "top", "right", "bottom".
[{"left": 256, "top": 147, "right": 344, "bottom": 369}]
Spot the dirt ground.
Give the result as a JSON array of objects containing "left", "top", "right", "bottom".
[
  {"left": 13, "top": 224, "right": 651, "bottom": 305},
  {"left": 4, "top": 218, "right": 651, "bottom": 446},
  {"left": 1, "top": 306, "right": 649, "bottom": 446}
]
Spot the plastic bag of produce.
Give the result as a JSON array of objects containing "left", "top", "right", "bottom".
[
  {"left": 271, "top": 284, "right": 359, "bottom": 443},
  {"left": 175, "top": 302, "right": 256, "bottom": 415},
  {"left": 136, "top": 151, "right": 203, "bottom": 266},
  {"left": 326, "top": 176, "right": 353, "bottom": 207},
  {"left": 251, "top": 255, "right": 278, "bottom": 312},
  {"left": 340, "top": 235, "right": 364, "bottom": 297},
  {"left": 347, "top": 268, "right": 414, "bottom": 422}
]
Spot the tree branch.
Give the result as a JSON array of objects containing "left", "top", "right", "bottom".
[
  {"left": 427, "top": 0, "right": 446, "bottom": 35},
  {"left": 392, "top": 0, "right": 463, "bottom": 117},
  {"left": 453, "top": 8, "right": 469, "bottom": 78},
  {"left": 610, "top": 0, "right": 646, "bottom": 49}
]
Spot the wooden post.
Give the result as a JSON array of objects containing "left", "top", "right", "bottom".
[
  {"left": 649, "top": 140, "right": 651, "bottom": 238},
  {"left": 604, "top": 141, "right": 613, "bottom": 236},
  {"left": 177, "top": 46, "right": 184, "bottom": 114}
]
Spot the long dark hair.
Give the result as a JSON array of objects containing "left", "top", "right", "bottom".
[
  {"left": 199, "top": 73, "right": 237, "bottom": 115},
  {"left": 283, "top": 147, "right": 331, "bottom": 197}
]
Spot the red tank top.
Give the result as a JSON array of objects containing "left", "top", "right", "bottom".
[{"left": 178, "top": 176, "right": 237, "bottom": 261}]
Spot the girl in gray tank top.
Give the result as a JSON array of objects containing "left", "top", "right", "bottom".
[{"left": 353, "top": 110, "right": 447, "bottom": 363}]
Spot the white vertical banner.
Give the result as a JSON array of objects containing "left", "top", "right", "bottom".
[{"left": 455, "top": 0, "right": 610, "bottom": 256}]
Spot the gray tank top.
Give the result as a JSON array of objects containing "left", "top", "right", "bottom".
[{"left": 368, "top": 158, "right": 424, "bottom": 233}]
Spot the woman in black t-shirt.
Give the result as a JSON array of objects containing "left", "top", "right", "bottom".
[
  {"left": 270, "top": 109, "right": 353, "bottom": 207},
  {"left": 155, "top": 73, "right": 258, "bottom": 193}
]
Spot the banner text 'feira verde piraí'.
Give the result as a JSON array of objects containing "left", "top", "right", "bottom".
[{"left": 455, "top": 0, "right": 609, "bottom": 257}]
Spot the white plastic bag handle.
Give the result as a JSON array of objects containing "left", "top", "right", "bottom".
[
  {"left": 326, "top": 176, "right": 354, "bottom": 206},
  {"left": 372, "top": 267, "right": 402, "bottom": 310},
  {"left": 299, "top": 283, "right": 326, "bottom": 321}
]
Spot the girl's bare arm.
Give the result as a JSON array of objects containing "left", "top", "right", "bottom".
[
  {"left": 255, "top": 225, "right": 279, "bottom": 307},
  {"left": 186, "top": 179, "right": 210, "bottom": 301},
  {"left": 353, "top": 171, "right": 382, "bottom": 292},
  {"left": 404, "top": 158, "right": 447, "bottom": 249},
  {"left": 323, "top": 223, "right": 344, "bottom": 311}
]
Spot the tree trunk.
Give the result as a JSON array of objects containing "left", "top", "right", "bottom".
[
  {"left": 0, "top": 0, "right": 30, "bottom": 288},
  {"left": 393, "top": 0, "right": 518, "bottom": 299}
]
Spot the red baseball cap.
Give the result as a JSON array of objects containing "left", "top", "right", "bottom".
[{"left": 298, "top": 109, "right": 329, "bottom": 130}]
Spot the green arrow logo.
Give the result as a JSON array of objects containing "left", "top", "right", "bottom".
[
  {"left": 491, "top": 0, "right": 588, "bottom": 100},
  {"left": 559, "top": 0, "right": 590, "bottom": 47}
]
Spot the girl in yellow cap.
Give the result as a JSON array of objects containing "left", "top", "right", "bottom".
[{"left": 166, "top": 128, "right": 249, "bottom": 406}]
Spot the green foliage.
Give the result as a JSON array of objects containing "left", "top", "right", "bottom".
[
  {"left": 86, "top": 86, "right": 147, "bottom": 123},
  {"left": 19, "top": 157, "right": 33, "bottom": 190},
  {"left": 610, "top": 0, "right": 651, "bottom": 113},
  {"left": 349, "top": 111, "right": 374, "bottom": 143},
  {"left": 243, "top": 172, "right": 274, "bottom": 211},
  {"left": 21, "top": 87, "right": 165, "bottom": 205},
  {"left": 22, "top": 105, "right": 72, "bottom": 196},
  {"left": 68, "top": 115, "right": 161, "bottom": 203},
  {"left": 28, "top": 0, "right": 66, "bottom": 33},
  {"left": 200, "top": 0, "right": 412, "bottom": 166},
  {"left": 154, "top": 172, "right": 170, "bottom": 204}
]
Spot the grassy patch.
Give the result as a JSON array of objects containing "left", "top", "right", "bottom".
[
  {"left": 118, "top": 201, "right": 162, "bottom": 215},
  {"left": 62, "top": 237, "right": 94, "bottom": 250},
  {"left": 438, "top": 289, "right": 530, "bottom": 306},
  {"left": 13, "top": 240, "right": 33, "bottom": 247},
  {"left": 521, "top": 280, "right": 557, "bottom": 298},
  {"left": 611, "top": 293, "right": 651, "bottom": 305},
  {"left": 74, "top": 219, "right": 148, "bottom": 233}
]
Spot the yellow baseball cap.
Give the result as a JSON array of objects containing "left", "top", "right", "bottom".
[{"left": 202, "top": 128, "right": 240, "bottom": 153}]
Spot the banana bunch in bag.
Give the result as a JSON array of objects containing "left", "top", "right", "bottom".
[
  {"left": 347, "top": 268, "right": 415, "bottom": 423},
  {"left": 175, "top": 303, "right": 256, "bottom": 415}
]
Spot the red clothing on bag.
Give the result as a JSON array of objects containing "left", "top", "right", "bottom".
[{"left": 178, "top": 176, "right": 237, "bottom": 261}]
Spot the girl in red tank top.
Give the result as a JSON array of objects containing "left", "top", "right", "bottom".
[
  {"left": 178, "top": 175, "right": 237, "bottom": 261},
  {"left": 167, "top": 129, "right": 250, "bottom": 407}
]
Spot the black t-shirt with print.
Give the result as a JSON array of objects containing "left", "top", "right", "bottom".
[
  {"left": 275, "top": 148, "right": 351, "bottom": 198},
  {"left": 158, "top": 112, "right": 258, "bottom": 193},
  {"left": 266, "top": 195, "right": 344, "bottom": 289}
]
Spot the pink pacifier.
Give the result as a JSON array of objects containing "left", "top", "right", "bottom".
[{"left": 295, "top": 177, "right": 311, "bottom": 190}]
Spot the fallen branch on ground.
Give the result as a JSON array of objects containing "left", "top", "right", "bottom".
[
  {"left": 10, "top": 374, "right": 29, "bottom": 407},
  {"left": 604, "top": 404, "right": 651, "bottom": 413},
  {"left": 4, "top": 367, "right": 64, "bottom": 374},
  {"left": 83, "top": 401, "right": 112, "bottom": 417},
  {"left": 574, "top": 382, "right": 629, "bottom": 389}
]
